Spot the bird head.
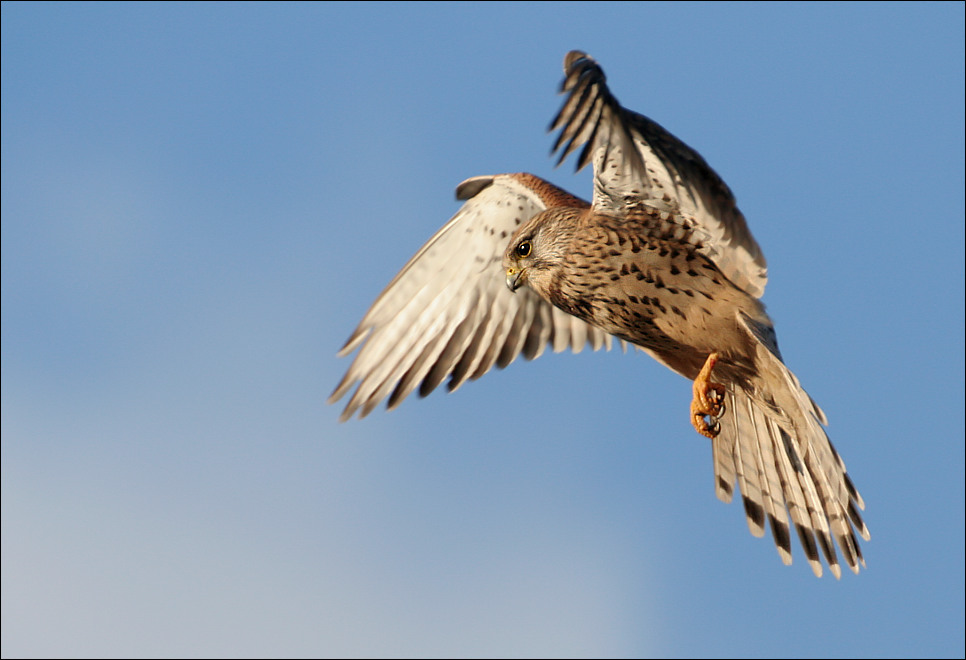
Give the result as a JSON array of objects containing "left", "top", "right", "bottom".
[{"left": 503, "top": 207, "right": 580, "bottom": 295}]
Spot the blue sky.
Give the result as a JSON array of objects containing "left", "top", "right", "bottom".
[{"left": 2, "top": 2, "right": 963, "bottom": 657}]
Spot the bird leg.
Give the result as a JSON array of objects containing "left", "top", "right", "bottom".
[{"left": 690, "top": 352, "right": 726, "bottom": 439}]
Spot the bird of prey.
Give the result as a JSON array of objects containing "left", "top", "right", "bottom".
[{"left": 330, "top": 51, "right": 869, "bottom": 578}]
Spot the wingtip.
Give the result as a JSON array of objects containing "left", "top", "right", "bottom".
[
  {"left": 337, "top": 327, "right": 369, "bottom": 358},
  {"left": 563, "top": 50, "right": 592, "bottom": 71},
  {"left": 332, "top": 395, "right": 355, "bottom": 422},
  {"left": 328, "top": 376, "right": 353, "bottom": 407},
  {"left": 455, "top": 175, "right": 495, "bottom": 201}
]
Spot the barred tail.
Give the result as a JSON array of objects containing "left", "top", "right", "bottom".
[{"left": 711, "top": 362, "right": 869, "bottom": 578}]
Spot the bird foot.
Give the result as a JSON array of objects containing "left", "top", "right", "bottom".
[{"left": 691, "top": 352, "right": 726, "bottom": 439}]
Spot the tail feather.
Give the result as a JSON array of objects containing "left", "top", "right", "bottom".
[
  {"left": 771, "top": 420, "right": 826, "bottom": 577},
  {"left": 712, "top": 420, "right": 736, "bottom": 503},
  {"left": 791, "top": 434, "right": 842, "bottom": 578},
  {"left": 712, "top": 361, "right": 867, "bottom": 577},
  {"left": 775, "top": 354, "right": 868, "bottom": 574},
  {"left": 722, "top": 391, "right": 794, "bottom": 565},
  {"left": 800, "top": 428, "right": 863, "bottom": 575},
  {"left": 749, "top": 407, "right": 793, "bottom": 565},
  {"left": 730, "top": 395, "right": 767, "bottom": 538}
]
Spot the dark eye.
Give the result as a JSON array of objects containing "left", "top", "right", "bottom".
[{"left": 515, "top": 241, "right": 532, "bottom": 258}]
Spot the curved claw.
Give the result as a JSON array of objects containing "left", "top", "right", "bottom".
[{"left": 690, "top": 352, "right": 726, "bottom": 439}]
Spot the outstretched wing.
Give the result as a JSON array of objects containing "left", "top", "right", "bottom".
[
  {"left": 550, "top": 50, "right": 768, "bottom": 299},
  {"left": 330, "top": 172, "right": 620, "bottom": 421}
]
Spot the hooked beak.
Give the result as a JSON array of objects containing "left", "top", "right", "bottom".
[{"left": 505, "top": 266, "right": 526, "bottom": 292}]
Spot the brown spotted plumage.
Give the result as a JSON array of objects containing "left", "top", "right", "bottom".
[{"left": 331, "top": 51, "right": 869, "bottom": 578}]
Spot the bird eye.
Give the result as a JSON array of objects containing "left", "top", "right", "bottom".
[{"left": 515, "top": 241, "right": 532, "bottom": 258}]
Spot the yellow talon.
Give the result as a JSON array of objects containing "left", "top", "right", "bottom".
[{"left": 690, "top": 352, "right": 726, "bottom": 439}]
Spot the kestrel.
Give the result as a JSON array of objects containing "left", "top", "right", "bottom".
[{"left": 331, "top": 51, "right": 869, "bottom": 578}]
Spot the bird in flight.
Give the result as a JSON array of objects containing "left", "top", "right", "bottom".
[{"left": 330, "top": 50, "right": 869, "bottom": 578}]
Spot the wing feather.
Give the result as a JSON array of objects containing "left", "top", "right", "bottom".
[
  {"left": 330, "top": 173, "right": 619, "bottom": 421},
  {"left": 550, "top": 50, "right": 768, "bottom": 299}
]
